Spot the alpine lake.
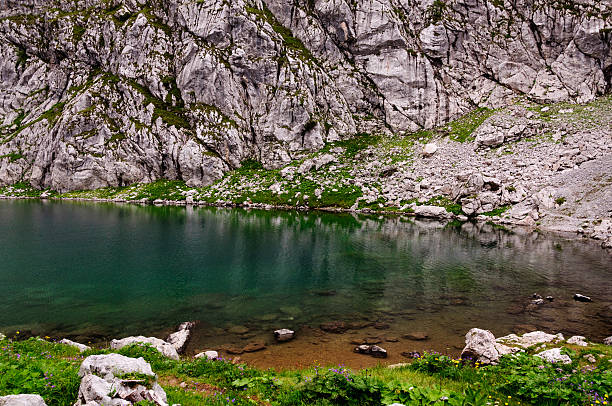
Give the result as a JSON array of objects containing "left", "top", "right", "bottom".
[{"left": 1, "top": 199, "right": 610, "bottom": 368}]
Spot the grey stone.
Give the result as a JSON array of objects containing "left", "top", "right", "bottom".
[
  {"left": 59, "top": 338, "right": 90, "bottom": 353},
  {"left": 110, "top": 336, "right": 179, "bottom": 360},
  {"left": 0, "top": 395, "right": 47, "bottom": 406},
  {"left": 535, "top": 348, "right": 572, "bottom": 364}
]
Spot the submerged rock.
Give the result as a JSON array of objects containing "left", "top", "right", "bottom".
[
  {"left": 110, "top": 336, "right": 179, "bottom": 361},
  {"left": 0, "top": 395, "right": 47, "bottom": 406},
  {"left": 404, "top": 332, "right": 429, "bottom": 341},
  {"left": 320, "top": 321, "right": 347, "bottom": 334},
  {"left": 243, "top": 342, "right": 266, "bottom": 353}
]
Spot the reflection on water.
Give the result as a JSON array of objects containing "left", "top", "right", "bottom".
[{"left": 0, "top": 200, "right": 610, "bottom": 362}]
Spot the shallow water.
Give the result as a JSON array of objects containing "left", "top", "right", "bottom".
[{"left": 0, "top": 200, "right": 610, "bottom": 368}]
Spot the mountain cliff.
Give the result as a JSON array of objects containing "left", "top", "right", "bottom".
[{"left": 1, "top": 0, "right": 611, "bottom": 192}]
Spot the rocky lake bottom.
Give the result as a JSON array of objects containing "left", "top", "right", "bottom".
[{"left": 0, "top": 200, "right": 610, "bottom": 369}]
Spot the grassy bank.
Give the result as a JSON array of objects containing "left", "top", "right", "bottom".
[{"left": 1, "top": 336, "right": 610, "bottom": 405}]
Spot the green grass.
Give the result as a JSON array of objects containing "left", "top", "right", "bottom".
[
  {"left": 1, "top": 337, "right": 610, "bottom": 406},
  {"left": 447, "top": 108, "right": 495, "bottom": 143},
  {"left": 480, "top": 205, "right": 510, "bottom": 217}
]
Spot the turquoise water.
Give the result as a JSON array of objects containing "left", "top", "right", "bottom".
[{"left": 0, "top": 199, "right": 610, "bottom": 354}]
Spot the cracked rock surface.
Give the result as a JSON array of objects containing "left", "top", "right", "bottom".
[{"left": 1, "top": 0, "right": 611, "bottom": 192}]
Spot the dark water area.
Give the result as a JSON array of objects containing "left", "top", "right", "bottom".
[{"left": 0, "top": 200, "right": 610, "bottom": 368}]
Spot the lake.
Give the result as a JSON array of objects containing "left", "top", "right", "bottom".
[{"left": 0, "top": 199, "right": 610, "bottom": 368}]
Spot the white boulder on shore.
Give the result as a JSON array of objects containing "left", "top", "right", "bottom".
[
  {"left": 59, "top": 338, "right": 90, "bottom": 352},
  {"left": 535, "top": 348, "right": 572, "bottom": 364},
  {"left": 0, "top": 395, "right": 47, "bottom": 406},
  {"left": 460, "top": 328, "right": 519, "bottom": 365},
  {"left": 110, "top": 336, "right": 179, "bottom": 360},
  {"left": 166, "top": 321, "right": 196, "bottom": 354},
  {"left": 195, "top": 350, "right": 218, "bottom": 360},
  {"left": 496, "top": 331, "right": 564, "bottom": 348},
  {"left": 76, "top": 354, "right": 168, "bottom": 406}
]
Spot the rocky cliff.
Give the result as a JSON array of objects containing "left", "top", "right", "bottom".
[{"left": 1, "top": 0, "right": 611, "bottom": 192}]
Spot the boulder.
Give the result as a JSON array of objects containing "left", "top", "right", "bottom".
[
  {"left": 59, "top": 338, "right": 91, "bottom": 353},
  {"left": 227, "top": 325, "right": 249, "bottom": 335},
  {"left": 0, "top": 395, "right": 47, "bottom": 406},
  {"left": 422, "top": 143, "right": 438, "bottom": 157},
  {"left": 604, "top": 336, "right": 612, "bottom": 346},
  {"left": 566, "top": 336, "right": 588, "bottom": 347},
  {"left": 535, "top": 348, "right": 572, "bottom": 364},
  {"left": 573, "top": 294, "right": 592, "bottom": 302},
  {"left": 460, "top": 328, "right": 500, "bottom": 364},
  {"left": 0, "top": 333, "right": 5, "bottom": 341},
  {"left": 195, "top": 350, "right": 218, "bottom": 360},
  {"left": 166, "top": 321, "right": 196, "bottom": 354},
  {"left": 243, "top": 342, "right": 266, "bottom": 353},
  {"left": 273, "top": 329, "right": 295, "bottom": 342},
  {"left": 76, "top": 354, "right": 167, "bottom": 406},
  {"left": 496, "top": 331, "right": 565, "bottom": 348},
  {"left": 79, "top": 354, "right": 155, "bottom": 380},
  {"left": 413, "top": 205, "right": 453, "bottom": 220},
  {"left": 403, "top": 332, "right": 429, "bottom": 341},
  {"left": 353, "top": 344, "right": 387, "bottom": 358},
  {"left": 110, "top": 337, "right": 179, "bottom": 360},
  {"left": 320, "top": 321, "right": 347, "bottom": 334}
]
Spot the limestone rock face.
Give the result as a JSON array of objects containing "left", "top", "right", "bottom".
[
  {"left": 0, "top": 395, "right": 47, "bottom": 406},
  {"left": 497, "top": 331, "right": 565, "bottom": 348},
  {"left": 1, "top": 0, "right": 610, "bottom": 191},
  {"left": 110, "top": 336, "right": 179, "bottom": 360}
]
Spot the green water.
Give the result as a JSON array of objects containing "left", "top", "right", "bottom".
[{"left": 0, "top": 199, "right": 610, "bottom": 350}]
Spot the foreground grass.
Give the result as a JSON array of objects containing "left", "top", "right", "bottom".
[{"left": 1, "top": 336, "right": 610, "bottom": 405}]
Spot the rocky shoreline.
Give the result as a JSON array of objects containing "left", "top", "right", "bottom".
[{"left": 2, "top": 326, "right": 610, "bottom": 406}]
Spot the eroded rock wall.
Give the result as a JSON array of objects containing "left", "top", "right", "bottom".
[{"left": 1, "top": 0, "right": 610, "bottom": 191}]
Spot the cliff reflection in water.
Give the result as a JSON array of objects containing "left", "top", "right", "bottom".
[{"left": 0, "top": 200, "right": 610, "bottom": 346}]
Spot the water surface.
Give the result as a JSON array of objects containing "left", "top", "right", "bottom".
[{"left": 0, "top": 200, "right": 610, "bottom": 367}]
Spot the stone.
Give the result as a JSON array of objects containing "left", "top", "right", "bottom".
[
  {"left": 195, "top": 351, "right": 218, "bottom": 360},
  {"left": 59, "top": 338, "right": 91, "bottom": 353},
  {"left": 0, "top": 333, "right": 4, "bottom": 341},
  {"left": 242, "top": 342, "right": 266, "bottom": 353},
  {"left": 273, "top": 329, "right": 295, "bottom": 342},
  {"left": 227, "top": 325, "right": 250, "bottom": 335},
  {"left": 496, "top": 331, "right": 565, "bottom": 348},
  {"left": 76, "top": 354, "right": 168, "bottom": 406},
  {"left": 567, "top": 336, "right": 588, "bottom": 346},
  {"left": 0, "top": 395, "right": 47, "bottom": 406},
  {"left": 110, "top": 336, "right": 179, "bottom": 361},
  {"left": 320, "top": 321, "right": 347, "bottom": 334},
  {"left": 604, "top": 336, "right": 612, "bottom": 346},
  {"left": 422, "top": 143, "right": 438, "bottom": 157},
  {"left": 584, "top": 354, "right": 597, "bottom": 363},
  {"left": 78, "top": 354, "right": 155, "bottom": 380},
  {"left": 461, "top": 328, "right": 501, "bottom": 364},
  {"left": 546, "top": 296, "right": 554, "bottom": 302},
  {"left": 413, "top": 205, "right": 453, "bottom": 220},
  {"left": 573, "top": 294, "right": 592, "bottom": 302},
  {"left": 387, "top": 363, "right": 409, "bottom": 369},
  {"left": 404, "top": 332, "right": 428, "bottom": 341},
  {"left": 401, "top": 351, "right": 421, "bottom": 359},
  {"left": 535, "top": 348, "right": 572, "bottom": 364},
  {"left": 353, "top": 344, "right": 387, "bottom": 358},
  {"left": 166, "top": 321, "right": 196, "bottom": 354}
]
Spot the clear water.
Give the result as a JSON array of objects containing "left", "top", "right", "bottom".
[{"left": 0, "top": 200, "right": 610, "bottom": 365}]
